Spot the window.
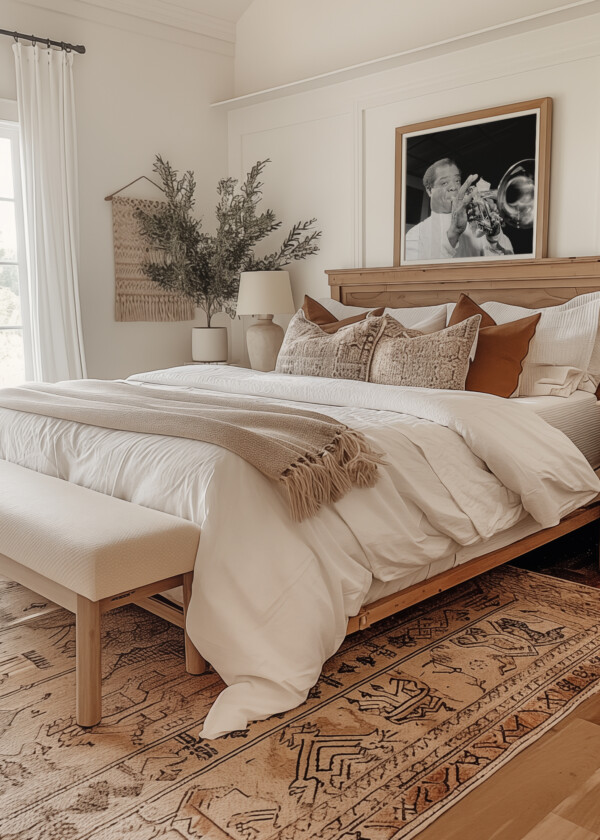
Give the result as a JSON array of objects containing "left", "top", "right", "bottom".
[{"left": 0, "top": 121, "right": 28, "bottom": 386}]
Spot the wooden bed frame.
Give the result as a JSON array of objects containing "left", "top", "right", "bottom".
[
  {"left": 140, "top": 255, "right": 600, "bottom": 636},
  {"left": 328, "top": 255, "right": 600, "bottom": 631}
]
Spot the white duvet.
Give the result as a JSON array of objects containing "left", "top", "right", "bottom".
[{"left": 0, "top": 365, "right": 598, "bottom": 739}]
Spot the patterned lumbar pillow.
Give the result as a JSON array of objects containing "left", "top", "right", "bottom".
[
  {"left": 368, "top": 314, "right": 481, "bottom": 390},
  {"left": 275, "top": 309, "right": 386, "bottom": 380}
]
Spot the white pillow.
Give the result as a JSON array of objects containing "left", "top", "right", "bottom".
[
  {"left": 317, "top": 298, "right": 370, "bottom": 319},
  {"left": 584, "top": 320, "right": 600, "bottom": 393},
  {"left": 480, "top": 293, "right": 600, "bottom": 397},
  {"left": 384, "top": 305, "right": 448, "bottom": 334},
  {"left": 317, "top": 298, "right": 448, "bottom": 334}
]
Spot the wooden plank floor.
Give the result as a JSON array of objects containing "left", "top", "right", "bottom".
[{"left": 417, "top": 693, "right": 600, "bottom": 839}]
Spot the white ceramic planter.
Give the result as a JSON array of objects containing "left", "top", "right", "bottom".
[{"left": 191, "top": 327, "right": 228, "bottom": 363}]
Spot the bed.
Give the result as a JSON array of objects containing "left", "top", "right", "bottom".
[
  {"left": 325, "top": 256, "right": 600, "bottom": 631},
  {"left": 1, "top": 255, "right": 600, "bottom": 739},
  {"left": 152, "top": 387, "right": 600, "bottom": 624}
]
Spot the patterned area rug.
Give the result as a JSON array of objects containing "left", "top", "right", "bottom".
[{"left": 0, "top": 566, "right": 599, "bottom": 840}]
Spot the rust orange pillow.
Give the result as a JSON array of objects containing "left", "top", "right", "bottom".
[
  {"left": 302, "top": 295, "right": 384, "bottom": 334},
  {"left": 448, "top": 294, "right": 541, "bottom": 398}
]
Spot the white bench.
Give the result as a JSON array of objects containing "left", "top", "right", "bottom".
[{"left": 0, "top": 460, "right": 203, "bottom": 727}]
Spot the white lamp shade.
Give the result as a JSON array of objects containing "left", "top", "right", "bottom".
[{"left": 236, "top": 271, "right": 295, "bottom": 316}]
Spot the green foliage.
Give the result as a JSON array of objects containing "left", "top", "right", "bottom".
[
  {"left": 135, "top": 156, "right": 321, "bottom": 326},
  {"left": 0, "top": 262, "right": 20, "bottom": 297},
  {"left": 0, "top": 286, "right": 21, "bottom": 325}
]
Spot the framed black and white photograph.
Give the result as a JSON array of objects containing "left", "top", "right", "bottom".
[{"left": 393, "top": 98, "right": 552, "bottom": 266}]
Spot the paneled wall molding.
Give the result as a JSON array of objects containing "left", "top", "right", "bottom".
[
  {"left": 227, "top": 91, "right": 356, "bottom": 143},
  {"left": 351, "top": 27, "right": 600, "bottom": 117},
  {"left": 227, "top": 6, "right": 600, "bottom": 327},
  {"left": 228, "top": 20, "right": 600, "bottom": 127},
  {"left": 19, "top": 0, "right": 235, "bottom": 55},
  {"left": 228, "top": 15, "right": 600, "bottom": 140},
  {"left": 348, "top": 21, "right": 600, "bottom": 266},
  {"left": 230, "top": 13, "right": 600, "bottom": 269},
  {"left": 216, "top": 0, "right": 600, "bottom": 109},
  {"left": 353, "top": 101, "right": 365, "bottom": 269}
]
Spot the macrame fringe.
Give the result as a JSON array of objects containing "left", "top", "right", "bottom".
[
  {"left": 115, "top": 293, "right": 195, "bottom": 323},
  {"left": 279, "top": 428, "right": 385, "bottom": 522}
]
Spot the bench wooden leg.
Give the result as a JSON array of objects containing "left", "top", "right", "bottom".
[
  {"left": 182, "top": 571, "right": 206, "bottom": 675},
  {"left": 76, "top": 595, "right": 102, "bottom": 727}
]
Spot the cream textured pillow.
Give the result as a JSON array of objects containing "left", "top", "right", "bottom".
[
  {"left": 369, "top": 315, "right": 481, "bottom": 390},
  {"left": 275, "top": 310, "right": 386, "bottom": 380}
]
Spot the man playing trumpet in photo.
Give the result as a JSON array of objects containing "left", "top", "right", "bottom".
[{"left": 405, "top": 158, "right": 514, "bottom": 261}]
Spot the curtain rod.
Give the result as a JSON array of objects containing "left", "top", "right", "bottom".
[{"left": 0, "top": 28, "right": 86, "bottom": 54}]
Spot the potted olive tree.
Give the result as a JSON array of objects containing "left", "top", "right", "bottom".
[{"left": 135, "top": 156, "right": 321, "bottom": 362}]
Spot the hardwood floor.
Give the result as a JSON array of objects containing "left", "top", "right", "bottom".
[
  {"left": 418, "top": 524, "right": 600, "bottom": 839},
  {"left": 417, "top": 694, "right": 600, "bottom": 839}
]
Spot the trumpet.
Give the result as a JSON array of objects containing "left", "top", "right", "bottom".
[{"left": 467, "top": 159, "right": 536, "bottom": 236}]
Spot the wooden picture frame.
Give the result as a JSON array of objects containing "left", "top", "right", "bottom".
[{"left": 393, "top": 98, "right": 552, "bottom": 267}]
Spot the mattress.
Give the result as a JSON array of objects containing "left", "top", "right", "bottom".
[{"left": 515, "top": 391, "right": 600, "bottom": 468}]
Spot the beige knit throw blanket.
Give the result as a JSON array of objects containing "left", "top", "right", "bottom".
[{"left": 0, "top": 381, "right": 383, "bottom": 521}]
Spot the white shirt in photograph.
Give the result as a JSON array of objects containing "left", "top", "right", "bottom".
[{"left": 405, "top": 211, "right": 514, "bottom": 261}]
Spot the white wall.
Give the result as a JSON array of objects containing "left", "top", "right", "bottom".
[
  {"left": 0, "top": 0, "right": 234, "bottom": 379},
  {"left": 227, "top": 10, "right": 600, "bottom": 317},
  {"left": 234, "top": 0, "right": 593, "bottom": 96}
]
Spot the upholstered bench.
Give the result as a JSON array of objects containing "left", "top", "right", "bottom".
[{"left": 0, "top": 460, "right": 203, "bottom": 727}]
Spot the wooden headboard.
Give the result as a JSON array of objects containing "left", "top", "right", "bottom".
[{"left": 326, "top": 256, "right": 600, "bottom": 310}]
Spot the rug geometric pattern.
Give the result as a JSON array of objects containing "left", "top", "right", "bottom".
[{"left": 0, "top": 567, "right": 599, "bottom": 839}]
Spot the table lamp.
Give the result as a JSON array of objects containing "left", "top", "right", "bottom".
[{"left": 236, "top": 271, "right": 295, "bottom": 371}]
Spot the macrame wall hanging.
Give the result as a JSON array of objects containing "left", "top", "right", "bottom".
[{"left": 109, "top": 187, "right": 195, "bottom": 323}]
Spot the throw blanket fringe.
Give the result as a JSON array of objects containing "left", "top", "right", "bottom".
[
  {"left": 0, "top": 380, "right": 383, "bottom": 521},
  {"left": 282, "top": 429, "right": 381, "bottom": 521}
]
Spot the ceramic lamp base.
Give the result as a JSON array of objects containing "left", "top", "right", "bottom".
[
  {"left": 246, "top": 315, "right": 284, "bottom": 371},
  {"left": 192, "top": 327, "right": 228, "bottom": 362}
]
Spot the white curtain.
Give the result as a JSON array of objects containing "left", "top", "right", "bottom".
[{"left": 13, "top": 43, "right": 86, "bottom": 382}]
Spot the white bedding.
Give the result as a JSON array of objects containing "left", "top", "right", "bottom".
[
  {"left": 0, "top": 365, "right": 598, "bottom": 739},
  {"left": 515, "top": 391, "right": 600, "bottom": 467},
  {"left": 342, "top": 391, "right": 600, "bottom": 608},
  {"left": 364, "top": 512, "right": 540, "bottom": 605}
]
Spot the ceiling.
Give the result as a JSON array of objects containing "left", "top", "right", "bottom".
[
  {"left": 25, "top": 0, "right": 258, "bottom": 44},
  {"left": 183, "top": 0, "right": 255, "bottom": 23}
]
